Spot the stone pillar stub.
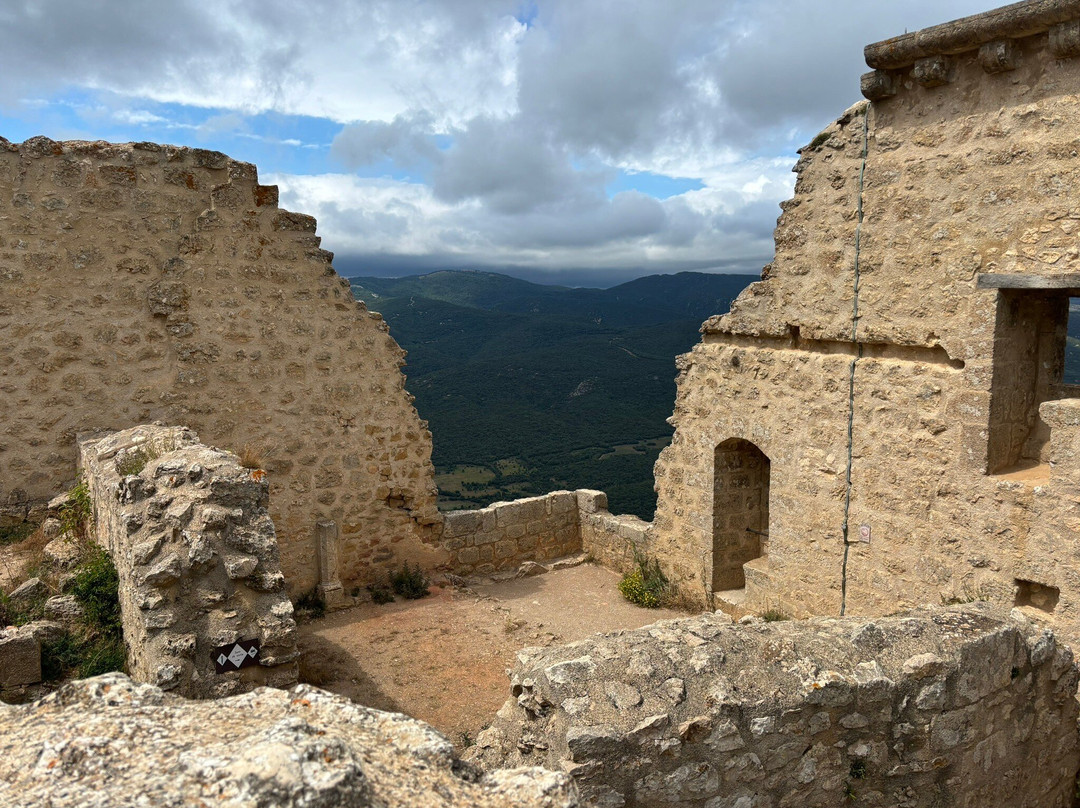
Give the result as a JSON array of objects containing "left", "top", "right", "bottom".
[
  {"left": 316, "top": 520, "right": 346, "bottom": 609},
  {"left": 978, "top": 38, "right": 1021, "bottom": 73}
]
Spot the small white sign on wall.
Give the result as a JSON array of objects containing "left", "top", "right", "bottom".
[{"left": 858, "top": 524, "right": 871, "bottom": 544}]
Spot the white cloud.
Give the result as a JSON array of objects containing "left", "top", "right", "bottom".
[{"left": 1, "top": 0, "right": 996, "bottom": 276}]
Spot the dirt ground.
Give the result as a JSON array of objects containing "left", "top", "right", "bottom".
[{"left": 297, "top": 563, "right": 684, "bottom": 747}]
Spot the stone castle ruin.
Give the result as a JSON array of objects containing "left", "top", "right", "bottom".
[
  {"left": 7, "top": 1, "right": 1080, "bottom": 806},
  {"left": 651, "top": 0, "right": 1080, "bottom": 648},
  {"left": 0, "top": 137, "right": 441, "bottom": 595}
]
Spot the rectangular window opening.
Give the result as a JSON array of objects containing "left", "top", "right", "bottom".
[{"left": 1066, "top": 296, "right": 1080, "bottom": 385}]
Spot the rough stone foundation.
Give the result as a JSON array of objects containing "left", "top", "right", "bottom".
[
  {"left": 469, "top": 604, "right": 1080, "bottom": 808},
  {"left": 79, "top": 424, "right": 298, "bottom": 698},
  {"left": 0, "top": 673, "right": 579, "bottom": 808}
]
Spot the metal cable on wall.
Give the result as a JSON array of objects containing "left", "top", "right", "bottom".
[{"left": 840, "top": 103, "right": 871, "bottom": 616}]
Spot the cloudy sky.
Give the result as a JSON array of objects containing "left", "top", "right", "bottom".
[{"left": 0, "top": 0, "right": 988, "bottom": 286}]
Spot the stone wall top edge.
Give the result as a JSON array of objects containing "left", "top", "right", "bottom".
[
  {"left": 864, "top": 0, "right": 1080, "bottom": 69},
  {"left": 0, "top": 134, "right": 256, "bottom": 178}
]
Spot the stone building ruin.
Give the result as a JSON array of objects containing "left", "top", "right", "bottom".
[
  {"left": 0, "top": 137, "right": 441, "bottom": 595},
  {"left": 650, "top": 0, "right": 1080, "bottom": 652},
  {"left": 10, "top": 1, "right": 1080, "bottom": 805}
]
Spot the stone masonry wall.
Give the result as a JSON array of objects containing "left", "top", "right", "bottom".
[
  {"left": 442, "top": 491, "right": 583, "bottom": 576},
  {"left": 442, "top": 489, "right": 652, "bottom": 578},
  {"left": 0, "top": 137, "right": 440, "bottom": 594},
  {"left": 469, "top": 604, "right": 1080, "bottom": 808},
  {"left": 649, "top": 4, "right": 1080, "bottom": 649},
  {"left": 80, "top": 424, "right": 298, "bottom": 698},
  {"left": 577, "top": 490, "right": 652, "bottom": 578}
]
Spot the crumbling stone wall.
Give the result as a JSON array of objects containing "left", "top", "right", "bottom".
[
  {"left": 0, "top": 137, "right": 440, "bottom": 593},
  {"left": 470, "top": 604, "right": 1080, "bottom": 808},
  {"left": 0, "top": 673, "right": 579, "bottom": 808},
  {"left": 80, "top": 424, "right": 297, "bottom": 697},
  {"left": 650, "top": 2, "right": 1080, "bottom": 646}
]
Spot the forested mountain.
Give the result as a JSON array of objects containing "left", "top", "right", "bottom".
[{"left": 351, "top": 270, "right": 757, "bottom": 518}]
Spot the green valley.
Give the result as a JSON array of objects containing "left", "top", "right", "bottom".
[{"left": 351, "top": 270, "right": 757, "bottom": 518}]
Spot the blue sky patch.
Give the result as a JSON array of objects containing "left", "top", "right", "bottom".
[{"left": 607, "top": 170, "right": 704, "bottom": 200}]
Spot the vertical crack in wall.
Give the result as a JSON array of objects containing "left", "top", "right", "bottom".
[{"left": 840, "top": 104, "right": 871, "bottom": 616}]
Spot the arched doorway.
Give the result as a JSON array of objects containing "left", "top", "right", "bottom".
[{"left": 713, "top": 438, "right": 770, "bottom": 591}]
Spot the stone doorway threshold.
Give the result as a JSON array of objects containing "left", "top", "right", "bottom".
[
  {"left": 296, "top": 562, "right": 685, "bottom": 748},
  {"left": 714, "top": 587, "right": 749, "bottom": 619}
]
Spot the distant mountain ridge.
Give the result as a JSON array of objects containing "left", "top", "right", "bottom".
[
  {"left": 353, "top": 269, "right": 753, "bottom": 326},
  {"left": 350, "top": 269, "right": 758, "bottom": 517}
]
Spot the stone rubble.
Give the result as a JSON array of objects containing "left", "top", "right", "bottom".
[{"left": 0, "top": 673, "right": 580, "bottom": 808}]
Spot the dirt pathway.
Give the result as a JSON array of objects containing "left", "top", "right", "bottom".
[{"left": 297, "top": 564, "right": 684, "bottom": 746}]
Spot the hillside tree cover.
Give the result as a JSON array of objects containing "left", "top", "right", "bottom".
[{"left": 351, "top": 270, "right": 757, "bottom": 518}]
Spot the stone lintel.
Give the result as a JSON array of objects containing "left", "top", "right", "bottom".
[
  {"left": 977, "top": 273, "right": 1080, "bottom": 290},
  {"left": 865, "top": 0, "right": 1080, "bottom": 70}
]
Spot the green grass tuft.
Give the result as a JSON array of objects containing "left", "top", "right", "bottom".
[{"left": 0, "top": 522, "right": 36, "bottom": 546}]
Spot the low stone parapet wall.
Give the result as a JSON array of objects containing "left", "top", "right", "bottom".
[
  {"left": 468, "top": 603, "right": 1080, "bottom": 808},
  {"left": 79, "top": 424, "right": 298, "bottom": 698},
  {"left": 442, "top": 492, "right": 583, "bottom": 575},
  {"left": 578, "top": 490, "right": 652, "bottom": 576},
  {"left": 441, "top": 489, "right": 653, "bottom": 577}
]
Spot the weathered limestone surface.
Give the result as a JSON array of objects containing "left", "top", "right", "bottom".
[
  {"left": 0, "top": 673, "right": 579, "bottom": 808},
  {"left": 80, "top": 424, "right": 298, "bottom": 697},
  {"left": 0, "top": 137, "right": 441, "bottom": 593},
  {"left": 470, "top": 604, "right": 1080, "bottom": 808},
  {"left": 650, "top": 3, "right": 1080, "bottom": 648}
]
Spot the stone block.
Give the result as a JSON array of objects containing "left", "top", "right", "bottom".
[
  {"left": 0, "top": 629, "right": 40, "bottom": 688},
  {"left": 576, "top": 490, "right": 608, "bottom": 514},
  {"left": 470, "top": 606, "right": 1080, "bottom": 807}
]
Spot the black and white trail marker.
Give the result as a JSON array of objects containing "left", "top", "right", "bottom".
[{"left": 213, "top": 638, "right": 260, "bottom": 673}]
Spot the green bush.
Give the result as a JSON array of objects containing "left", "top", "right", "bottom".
[
  {"left": 77, "top": 635, "right": 126, "bottom": 678},
  {"left": 41, "top": 632, "right": 125, "bottom": 681},
  {"left": 40, "top": 633, "right": 84, "bottom": 682},
  {"left": 59, "top": 478, "right": 92, "bottom": 540},
  {"left": 70, "top": 547, "right": 122, "bottom": 637},
  {"left": 368, "top": 583, "right": 395, "bottom": 604},
  {"left": 391, "top": 563, "right": 430, "bottom": 600},
  {"left": 0, "top": 591, "right": 43, "bottom": 628},
  {"left": 618, "top": 552, "right": 670, "bottom": 608},
  {"left": 294, "top": 588, "right": 327, "bottom": 619}
]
